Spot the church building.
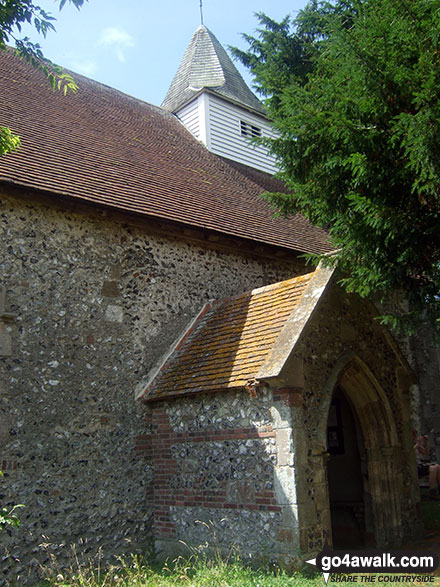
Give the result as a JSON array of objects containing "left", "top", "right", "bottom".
[{"left": 0, "top": 21, "right": 431, "bottom": 582}]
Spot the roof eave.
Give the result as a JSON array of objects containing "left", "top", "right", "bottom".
[
  {"left": 204, "top": 88, "right": 267, "bottom": 118},
  {"left": 0, "top": 179, "right": 324, "bottom": 256},
  {"left": 256, "top": 264, "right": 335, "bottom": 383},
  {"left": 171, "top": 87, "right": 267, "bottom": 119}
]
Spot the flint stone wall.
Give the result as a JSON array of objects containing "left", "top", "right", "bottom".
[
  {"left": 0, "top": 189, "right": 301, "bottom": 583},
  {"left": 290, "top": 284, "right": 421, "bottom": 548},
  {"left": 140, "top": 282, "right": 422, "bottom": 565},
  {"left": 142, "top": 388, "right": 303, "bottom": 567}
]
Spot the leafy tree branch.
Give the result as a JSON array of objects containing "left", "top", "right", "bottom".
[
  {"left": 0, "top": 0, "right": 87, "bottom": 155},
  {"left": 232, "top": 0, "right": 440, "bottom": 331}
]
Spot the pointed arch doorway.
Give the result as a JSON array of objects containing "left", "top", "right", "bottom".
[
  {"left": 326, "top": 358, "right": 403, "bottom": 548},
  {"left": 327, "top": 385, "right": 367, "bottom": 547}
]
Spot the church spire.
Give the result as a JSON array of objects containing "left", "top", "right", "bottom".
[
  {"left": 161, "top": 22, "right": 278, "bottom": 175},
  {"left": 161, "top": 25, "right": 265, "bottom": 115},
  {"left": 200, "top": 0, "right": 204, "bottom": 25}
]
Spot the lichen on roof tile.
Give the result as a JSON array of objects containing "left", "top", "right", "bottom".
[{"left": 144, "top": 271, "right": 315, "bottom": 400}]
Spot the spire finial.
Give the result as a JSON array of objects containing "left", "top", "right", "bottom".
[{"left": 200, "top": 0, "right": 204, "bottom": 25}]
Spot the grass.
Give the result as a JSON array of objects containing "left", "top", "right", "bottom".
[
  {"left": 29, "top": 502, "right": 440, "bottom": 587},
  {"left": 37, "top": 552, "right": 323, "bottom": 587},
  {"left": 34, "top": 551, "right": 440, "bottom": 587}
]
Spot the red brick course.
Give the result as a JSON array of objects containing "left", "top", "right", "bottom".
[
  {"left": 273, "top": 387, "right": 303, "bottom": 408},
  {"left": 135, "top": 406, "right": 281, "bottom": 540}
]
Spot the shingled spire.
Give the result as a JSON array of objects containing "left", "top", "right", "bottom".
[
  {"left": 162, "top": 25, "right": 265, "bottom": 115},
  {"left": 162, "top": 25, "right": 278, "bottom": 174}
]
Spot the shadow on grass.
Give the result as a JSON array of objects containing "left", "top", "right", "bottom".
[{"left": 36, "top": 549, "right": 325, "bottom": 587}]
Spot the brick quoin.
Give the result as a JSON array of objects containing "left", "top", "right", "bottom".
[
  {"left": 142, "top": 404, "right": 282, "bottom": 542},
  {"left": 151, "top": 410, "right": 178, "bottom": 539},
  {"left": 273, "top": 387, "right": 303, "bottom": 408}
]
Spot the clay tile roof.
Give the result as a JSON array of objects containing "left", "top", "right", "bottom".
[
  {"left": 161, "top": 25, "right": 265, "bottom": 115},
  {"left": 142, "top": 271, "right": 316, "bottom": 401},
  {"left": 0, "top": 49, "right": 332, "bottom": 255}
]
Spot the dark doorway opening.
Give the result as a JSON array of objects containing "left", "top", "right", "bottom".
[{"left": 327, "top": 386, "right": 366, "bottom": 548}]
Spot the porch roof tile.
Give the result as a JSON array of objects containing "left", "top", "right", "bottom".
[{"left": 142, "top": 271, "right": 316, "bottom": 400}]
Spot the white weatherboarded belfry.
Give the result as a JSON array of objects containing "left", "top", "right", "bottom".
[{"left": 162, "top": 25, "right": 279, "bottom": 174}]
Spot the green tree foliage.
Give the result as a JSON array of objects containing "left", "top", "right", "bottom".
[
  {"left": 0, "top": 0, "right": 87, "bottom": 155},
  {"left": 232, "top": 0, "right": 440, "bottom": 331},
  {"left": 0, "top": 503, "right": 22, "bottom": 531}
]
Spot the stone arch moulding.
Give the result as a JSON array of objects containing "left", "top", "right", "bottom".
[{"left": 321, "top": 353, "right": 404, "bottom": 548}]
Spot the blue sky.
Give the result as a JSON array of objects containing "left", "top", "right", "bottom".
[{"left": 17, "top": 0, "right": 309, "bottom": 106}]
